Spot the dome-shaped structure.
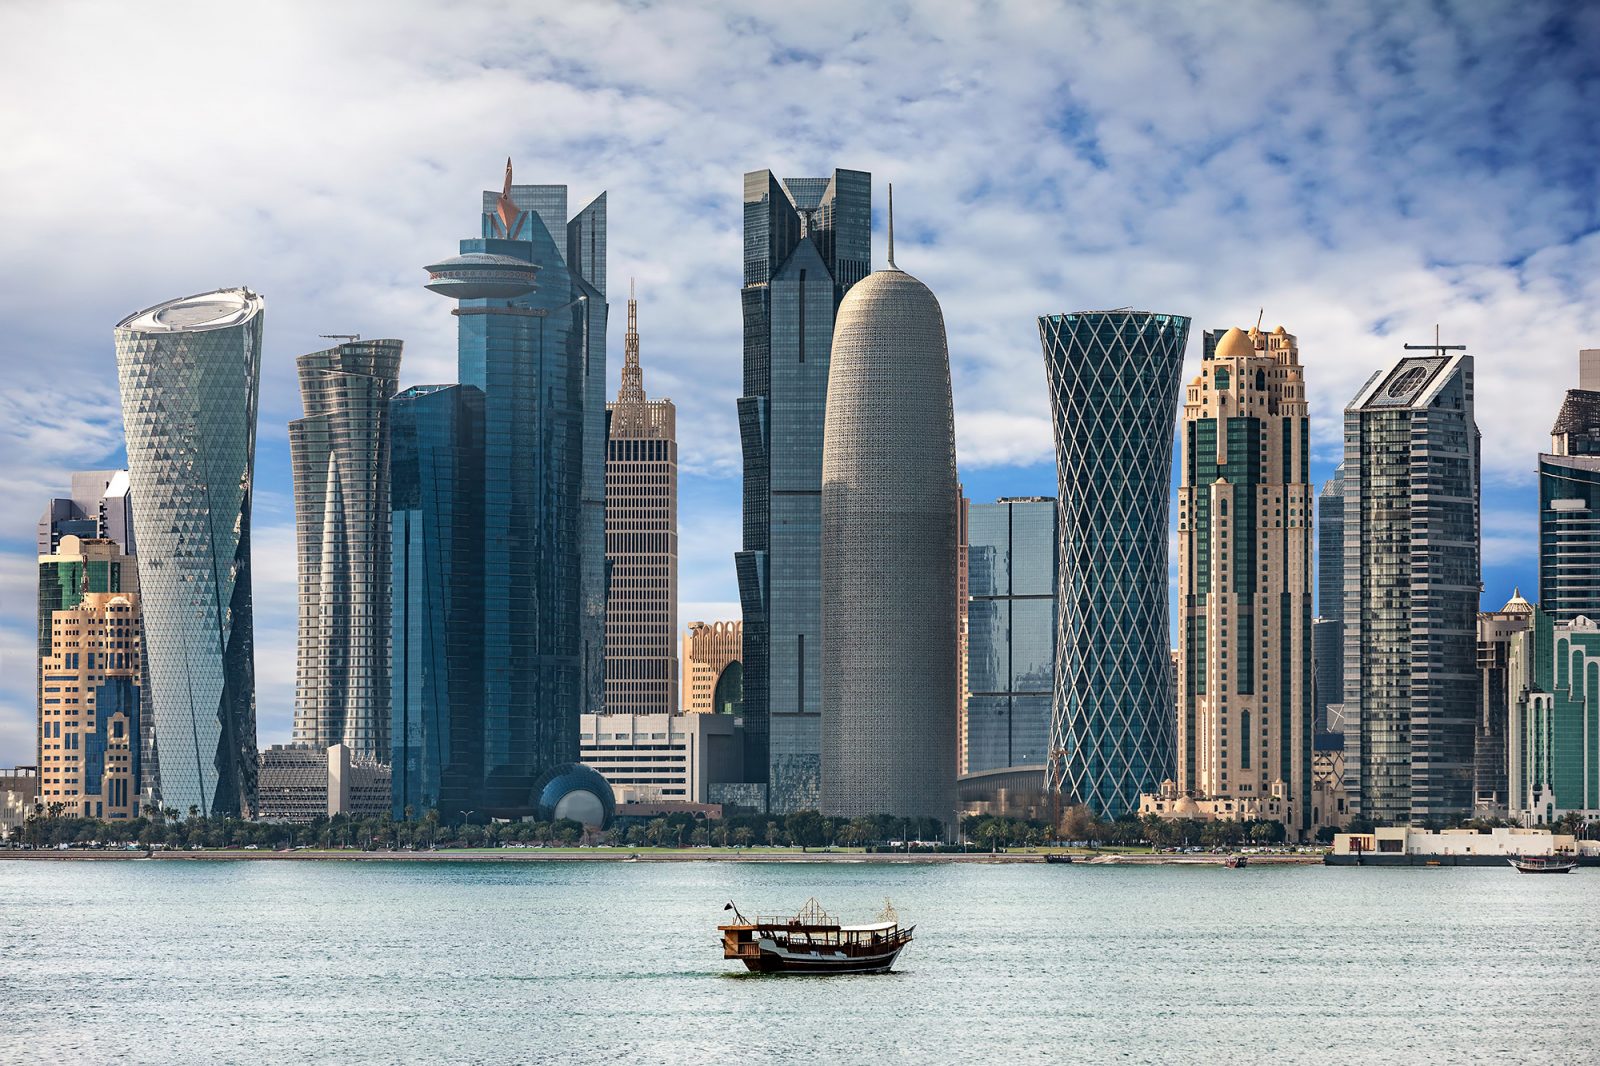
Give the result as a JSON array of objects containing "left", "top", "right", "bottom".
[
  {"left": 1502, "top": 587, "right": 1534, "bottom": 616},
  {"left": 821, "top": 256, "right": 959, "bottom": 823},
  {"left": 530, "top": 763, "right": 615, "bottom": 829},
  {"left": 1173, "top": 795, "right": 1200, "bottom": 817},
  {"left": 424, "top": 251, "right": 539, "bottom": 300},
  {"left": 1214, "top": 326, "right": 1254, "bottom": 359}
]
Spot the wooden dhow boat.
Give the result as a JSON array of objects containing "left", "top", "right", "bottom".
[
  {"left": 720, "top": 898, "right": 912, "bottom": 974},
  {"left": 1508, "top": 854, "right": 1578, "bottom": 874}
]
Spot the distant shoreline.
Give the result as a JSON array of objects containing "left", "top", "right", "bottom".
[{"left": 0, "top": 849, "right": 1325, "bottom": 865}]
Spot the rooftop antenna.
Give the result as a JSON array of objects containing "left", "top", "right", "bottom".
[
  {"left": 318, "top": 334, "right": 361, "bottom": 343},
  {"left": 1402, "top": 324, "right": 1466, "bottom": 354},
  {"left": 887, "top": 183, "right": 896, "bottom": 269}
]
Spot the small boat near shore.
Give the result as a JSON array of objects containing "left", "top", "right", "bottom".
[
  {"left": 1043, "top": 853, "right": 1074, "bottom": 864},
  {"left": 719, "top": 898, "right": 912, "bottom": 974},
  {"left": 1508, "top": 854, "right": 1578, "bottom": 874},
  {"left": 1225, "top": 854, "right": 1247, "bottom": 869}
]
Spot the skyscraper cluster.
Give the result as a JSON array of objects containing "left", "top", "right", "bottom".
[{"left": 23, "top": 155, "right": 1590, "bottom": 843}]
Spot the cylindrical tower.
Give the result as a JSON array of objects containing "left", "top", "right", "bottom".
[
  {"left": 821, "top": 254, "right": 959, "bottom": 822},
  {"left": 1038, "top": 310, "right": 1190, "bottom": 819}
]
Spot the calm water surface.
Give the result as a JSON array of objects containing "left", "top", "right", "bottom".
[{"left": 1, "top": 859, "right": 1596, "bottom": 1064}]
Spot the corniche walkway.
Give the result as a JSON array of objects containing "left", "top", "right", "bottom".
[{"left": 0, "top": 848, "right": 1325, "bottom": 865}]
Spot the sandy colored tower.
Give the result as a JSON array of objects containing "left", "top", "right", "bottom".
[
  {"left": 605, "top": 282, "right": 678, "bottom": 714},
  {"left": 1171, "top": 323, "right": 1313, "bottom": 835}
]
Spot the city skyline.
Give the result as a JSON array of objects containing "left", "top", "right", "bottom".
[{"left": 0, "top": 3, "right": 1594, "bottom": 766}]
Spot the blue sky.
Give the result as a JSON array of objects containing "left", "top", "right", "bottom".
[{"left": 0, "top": 1, "right": 1596, "bottom": 765}]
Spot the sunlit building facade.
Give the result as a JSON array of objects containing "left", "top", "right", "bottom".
[
  {"left": 1040, "top": 310, "right": 1189, "bottom": 819},
  {"left": 737, "top": 167, "right": 871, "bottom": 812},
  {"left": 683, "top": 621, "right": 743, "bottom": 716},
  {"left": 1540, "top": 350, "right": 1600, "bottom": 624},
  {"left": 114, "top": 288, "right": 262, "bottom": 817}
]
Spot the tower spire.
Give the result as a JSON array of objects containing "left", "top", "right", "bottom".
[
  {"left": 887, "top": 183, "right": 896, "bottom": 269},
  {"left": 618, "top": 277, "right": 645, "bottom": 405}
]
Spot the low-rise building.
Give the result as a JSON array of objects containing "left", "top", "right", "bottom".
[
  {"left": 1329, "top": 826, "right": 1581, "bottom": 865},
  {"left": 1, "top": 767, "right": 39, "bottom": 839},
  {"left": 1139, "top": 778, "right": 1293, "bottom": 825},
  {"left": 257, "top": 744, "right": 391, "bottom": 823},
  {"left": 581, "top": 713, "right": 743, "bottom": 804}
]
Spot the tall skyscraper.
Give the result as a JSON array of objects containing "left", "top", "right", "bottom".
[
  {"left": 1039, "top": 310, "right": 1190, "bottom": 819},
  {"left": 1476, "top": 590, "right": 1532, "bottom": 818},
  {"left": 37, "top": 537, "right": 142, "bottom": 819},
  {"left": 820, "top": 203, "right": 958, "bottom": 821},
  {"left": 398, "top": 161, "right": 608, "bottom": 819},
  {"left": 1539, "top": 349, "right": 1600, "bottom": 623},
  {"left": 390, "top": 384, "right": 485, "bottom": 819},
  {"left": 1313, "top": 463, "right": 1346, "bottom": 736},
  {"left": 683, "top": 621, "right": 743, "bottom": 715},
  {"left": 38, "top": 470, "right": 134, "bottom": 557},
  {"left": 736, "top": 167, "right": 871, "bottom": 813},
  {"left": 1173, "top": 324, "right": 1312, "bottom": 835},
  {"left": 605, "top": 283, "right": 678, "bottom": 715},
  {"left": 290, "top": 339, "right": 402, "bottom": 761},
  {"left": 1343, "top": 346, "right": 1479, "bottom": 826},
  {"left": 1507, "top": 604, "right": 1600, "bottom": 824},
  {"left": 114, "top": 288, "right": 263, "bottom": 817},
  {"left": 965, "top": 497, "right": 1057, "bottom": 776}
]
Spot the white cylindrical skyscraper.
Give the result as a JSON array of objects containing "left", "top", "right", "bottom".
[{"left": 821, "top": 197, "right": 958, "bottom": 822}]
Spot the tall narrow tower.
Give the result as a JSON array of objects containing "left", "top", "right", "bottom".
[
  {"left": 1174, "top": 324, "right": 1313, "bottom": 836},
  {"left": 821, "top": 191, "right": 959, "bottom": 822},
  {"left": 605, "top": 282, "right": 678, "bottom": 715},
  {"left": 290, "top": 338, "right": 402, "bottom": 761},
  {"left": 736, "top": 167, "right": 871, "bottom": 812}
]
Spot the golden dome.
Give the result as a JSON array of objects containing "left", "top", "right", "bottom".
[
  {"left": 1214, "top": 327, "right": 1254, "bottom": 358},
  {"left": 1173, "top": 795, "right": 1200, "bottom": 817}
]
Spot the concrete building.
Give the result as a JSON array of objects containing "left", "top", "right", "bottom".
[
  {"left": 1329, "top": 825, "right": 1579, "bottom": 865},
  {"left": 682, "top": 621, "right": 742, "bottom": 716},
  {"left": 820, "top": 202, "right": 959, "bottom": 822},
  {"left": 1539, "top": 349, "right": 1600, "bottom": 623},
  {"left": 737, "top": 167, "right": 872, "bottom": 813},
  {"left": 1343, "top": 346, "right": 1479, "bottom": 826},
  {"left": 289, "top": 339, "right": 403, "bottom": 761},
  {"left": 38, "top": 470, "right": 135, "bottom": 558},
  {"left": 0, "top": 768, "right": 38, "bottom": 839},
  {"left": 964, "top": 497, "right": 1056, "bottom": 777},
  {"left": 1313, "top": 463, "right": 1346, "bottom": 736},
  {"left": 605, "top": 284, "right": 678, "bottom": 715},
  {"left": 579, "top": 712, "right": 744, "bottom": 804},
  {"left": 258, "top": 743, "right": 392, "bottom": 824},
  {"left": 1039, "top": 310, "right": 1190, "bottom": 819},
  {"left": 1166, "top": 323, "right": 1313, "bottom": 837},
  {"left": 37, "top": 538, "right": 143, "bottom": 819},
  {"left": 115, "top": 287, "right": 263, "bottom": 817},
  {"left": 1508, "top": 606, "right": 1600, "bottom": 826},
  {"left": 1476, "top": 591, "right": 1534, "bottom": 819}
]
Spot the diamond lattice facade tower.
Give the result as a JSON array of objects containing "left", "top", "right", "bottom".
[
  {"left": 820, "top": 221, "right": 958, "bottom": 822},
  {"left": 1172, "top": 325, "right": 1312, "bottom": 835},
  {"left": 1039, "top": 311, "right": 1190, "bottom": 819},
  {"left": 1343, "top": 349, "right": 1479, "bottom": 825},
  {"left": 1539, "top": 349, "right": 1600, "bottom": 623},
  {"left": 605, "top": 284, "right": 677, "bottom": 715},
  {"left": 736, "top": 167, "right": 871, "bottom": 812},
  {"left": 114, "top": 288, "right": 263, "bottom": 816},
  {"left": 290, "top": 339, "right": 402, "bottom": 761}
]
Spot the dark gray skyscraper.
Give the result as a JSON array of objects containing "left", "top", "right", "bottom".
[
  {"left": 736, "top": 167, "right": 871, "bottom": 813},
  {"left": 1539, "top": 350, "right": 1600, "bottom": 622},
  {"left": 1343, "top": 347, "right": 1479, "bottom": 826},
  {"left": 114, "top": 288, "right": 263, "bottom": 817},
  {"left": 1039, "top": 310, "right": 1190, "bottom": 819},
  {"left": 821, "top": 207, "right": 958, "bottom": 821},
  {"left": 1313, "top": 463, "right": 1346, "bottom": 735},
  {"left": 290, "top": 339, "right": 402, "bottom": 761}
]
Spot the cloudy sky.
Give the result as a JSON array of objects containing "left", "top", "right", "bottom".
[{"left": 0, "top": 0, "right": 1595, "bottom": 765}]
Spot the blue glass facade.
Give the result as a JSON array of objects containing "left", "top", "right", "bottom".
[
  {"left": 966, "top": 498, "right": 1057, "bottom": 775},
  {"left": 390, "top": 385, "right": 484, "bottom": 818},
  {"left": 1313, "top": 464, "right": 1345, "bottom": 735},
  {"left": 392, "top": 168, "right": 608, "bottom": 820},
  {"left": 1540, "top": 384, "right": 1600, "bottom": 623},
  {"left": 736, "top": 168, "right": 870, "bottom": 813},
  {"left": 1039, "top": 311, "right": 1189, "bottom": 819}
]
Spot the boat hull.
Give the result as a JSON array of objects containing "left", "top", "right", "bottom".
[{"left": 740, "top": 939, "right": 908, "bottom": 974}]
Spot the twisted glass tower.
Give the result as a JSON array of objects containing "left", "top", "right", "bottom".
[
  {"left": 289, "top": 339, "right": 402, "bottom": 760},
  {"left": 114, "top": 288, "right": 263, "bottom": 816},
  {"left": 1039, "top": 310, "right": 1189, "bottom": 819}
]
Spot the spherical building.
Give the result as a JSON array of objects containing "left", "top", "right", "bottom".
[
  {"left": 531, "top": 763, "right": 616, "bottom": 830},
  {"left": 820, "top": 231, "right": 959, "bottom": 823}
]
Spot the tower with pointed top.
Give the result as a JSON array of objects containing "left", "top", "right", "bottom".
[
  {"left": 736, "top": 166, "right": 871, "bottom": 813},
  {"left": 1166, "top": 323, "right": 1313, "bottom": 836},
  {"left": 604, "top": 283, "right": 678, "bottom": 715}
]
